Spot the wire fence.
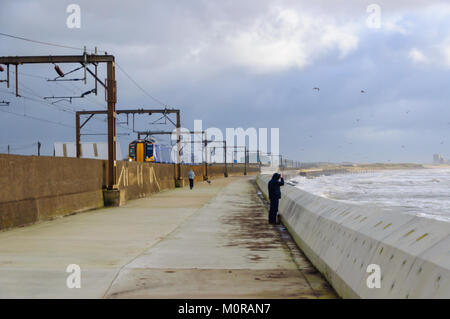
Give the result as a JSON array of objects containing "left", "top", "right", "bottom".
[{"left": 0, "top": 141, "right": 42, "bottom": 156}]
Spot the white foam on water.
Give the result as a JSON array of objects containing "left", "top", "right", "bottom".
[{"left": 291, "top": 169, "right": 450, "bottom": 222}]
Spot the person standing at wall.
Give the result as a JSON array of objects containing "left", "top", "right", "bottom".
[
  {"left": 188, "top": 168, "right": 195, "bottom": 190},
  {"left": 268, "top": 173, "right": 284, "bottom": 224}
]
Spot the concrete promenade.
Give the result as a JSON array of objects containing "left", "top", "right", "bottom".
[{"left": 0, "top": 176, "right": 336, "bottom": 298}]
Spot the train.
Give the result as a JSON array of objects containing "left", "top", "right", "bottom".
[{"left": 128, "top": 138, "right": 173, "bottom": 163}]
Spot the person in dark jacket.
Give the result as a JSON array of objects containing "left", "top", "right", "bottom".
[
  {"left": 188, "top": 169, "right": 195, "bottom": 190},
  {"left": 268, "top": 173, "right": 284, "bottom": 224}
]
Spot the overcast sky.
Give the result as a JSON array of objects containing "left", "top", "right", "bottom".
[{"left": 1, "top": 0, "right": 450, "bottom": 163}]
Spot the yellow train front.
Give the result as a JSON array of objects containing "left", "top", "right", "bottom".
[
  {"left": 128, "top": 139, "right": 173, "bottom": 163},
  {"left": 128, "top": 139, "right": 155, "bottom": 162}
]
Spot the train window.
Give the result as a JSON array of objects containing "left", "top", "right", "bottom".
[
  {"left": 129, "top": 144, "right": 136, "bottom": 157},
  {"left": 146, "top": 143, "right": 154, "bottom": 158}
]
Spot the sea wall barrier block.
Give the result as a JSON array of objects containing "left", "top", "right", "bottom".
[{"left": 256, "top": 174, "right": 450, "bottom": 298}]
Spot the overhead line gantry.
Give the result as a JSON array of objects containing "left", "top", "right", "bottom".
[
  {"left": 0, "top": 54, "right": 119, "bottom": 190},
  {"left": 76, "top": 108, "right": 182, "bottom": 180}
]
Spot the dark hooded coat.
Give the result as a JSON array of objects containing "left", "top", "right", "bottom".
[{"left": 268, "top": 173, "right": 284, "bottom": 200}]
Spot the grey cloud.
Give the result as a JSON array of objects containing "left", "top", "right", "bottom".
[{"left": 1, "top": 0, "right": 450, "bottom": 163}]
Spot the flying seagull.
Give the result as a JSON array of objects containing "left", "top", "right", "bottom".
[
  {"left": 361, "top": 90, "right": 366, "bottom": 93},
  {"left": 313, "top": 87, "right": 320, "bottom": 92}
]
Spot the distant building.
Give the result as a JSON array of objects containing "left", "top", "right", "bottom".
[
  {"left": 433, "top": 154, "right": 448, "bottom": 164},
  {"left": 54, "top": 142, "right": 122, "bottom": 160},
  {"left": 341, "top": 162, "right": 356, "bottom": 167}
]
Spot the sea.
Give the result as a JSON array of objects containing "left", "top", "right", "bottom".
[{"left": 291, "top": 168, "right": 450, "bottom": 222}]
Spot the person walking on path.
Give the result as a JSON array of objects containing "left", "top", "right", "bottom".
[
  {"left": 188, "top": 169, "right": 195, "bottom": 190},
  {"left": 268, "top": 173, "right": 284, "bottom": 224}
]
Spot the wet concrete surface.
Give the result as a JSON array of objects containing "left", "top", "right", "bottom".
[
  {"left": 105, "top": 177, "right": 337, "bottom": 299},
  {"left": 0, "top": 177, "right": 231, "bottom": 298},
  {"left": 0, "top": 176, "right": 336, "bottom": 298}
]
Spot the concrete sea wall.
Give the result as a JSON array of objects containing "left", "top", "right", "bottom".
[
  {"left": 116, "top": 161, "right": 177, "bottom": 201},
  {"left": 257, "top": 174, "right": 450, "bottom": 298},
  {"left": 0, "top": 154, "right": 258, "bottom": 230},
  {"left": 117, "top": 163, "right": 260, "bottom": 200},
  {"left": 0, "top": 154, "right": 104, "bottom": 230}
]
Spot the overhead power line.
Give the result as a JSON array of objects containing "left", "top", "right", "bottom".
[
  {"left": 0, "top": 31, "right": 171, "bottom": 107},
  {"left": 0, "top": 31, "right": 178, "bottom": 149},
  {"left": 0, "top": 87, "right": 76, "bottom": 114},
  {"left": 0, "top": 32, "right": 105, "bottom": 54},
  {"left": 116, "top": 63, "right": 168, "bottom": 107},
  {"left": 0, "top": 107, "right": 75, "bottom": 128},
  {"left": 0, "top": 86, "right": 132, "bottom": 133}
]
